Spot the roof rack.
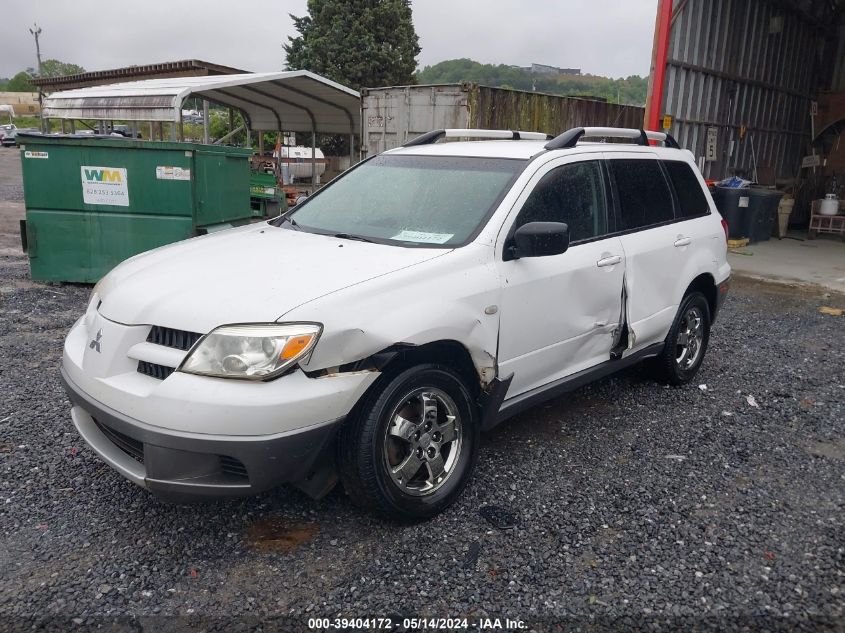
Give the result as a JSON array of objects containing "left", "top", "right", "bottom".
[
  {"left": 545, "top": 127, "right": 680, "bottom": 150},
  {"left": 403, "top": 128, "right": 554, "bottom": 147}
]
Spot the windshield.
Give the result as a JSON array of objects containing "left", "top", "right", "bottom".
[{"left": 288, "top": 154, "right": 525, "bottom": 247}]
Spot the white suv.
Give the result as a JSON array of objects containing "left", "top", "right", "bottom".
[{"left": 62, "top": 127, "right": 731, "bottom": 520}]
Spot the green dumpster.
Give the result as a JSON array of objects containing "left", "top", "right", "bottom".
[
  {"left": 249, "top": 171, "right": 284, "bottom": 219},
  {"left": 19, "top": 134, "right": 254, "bottom": 283}
]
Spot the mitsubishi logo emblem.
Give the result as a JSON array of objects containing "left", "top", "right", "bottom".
[{"left": 89, "top": 329, "right": 102, "bottom": 353}]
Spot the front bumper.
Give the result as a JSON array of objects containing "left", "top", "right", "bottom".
[{"left": 62, "top": 368, "right": 342, "bottom": 499}]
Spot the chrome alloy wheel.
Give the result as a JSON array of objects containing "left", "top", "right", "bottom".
[
  {"left": 676, "top": 305, "right": 704, "bottom": 370},
  {"left": 383, "top": 388, "right": 463, "bottom": 497}
]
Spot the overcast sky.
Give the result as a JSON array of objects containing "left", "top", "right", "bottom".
[{"left": 1, "top": 0, "right": 657, "bottom": 80}]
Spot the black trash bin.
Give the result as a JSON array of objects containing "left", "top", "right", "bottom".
[
  {"left": 711, "top": 187, "right": 752, "bottom": 240},
  {"left": 746, "top": 188, "right": 783, "bottom": 243},
  {"left": 711, "top": 186, "right": 784, "bottom": 243}
]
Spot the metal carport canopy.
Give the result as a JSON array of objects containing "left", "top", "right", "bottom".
[{"left": 41, "top": 70, "right": 361, "bottom": 135}]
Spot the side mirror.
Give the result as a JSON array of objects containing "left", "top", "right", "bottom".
[{"left": 508, "top": 222, "right": 570, "bottom": 260}]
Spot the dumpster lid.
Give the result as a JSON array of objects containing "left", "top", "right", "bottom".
[{"left": 41, "top": 70, "right": 360, "bottom": 135}]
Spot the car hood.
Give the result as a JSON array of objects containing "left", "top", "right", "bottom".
[{"left": 97, "top": 223, "right": 448, "bottom": 333}]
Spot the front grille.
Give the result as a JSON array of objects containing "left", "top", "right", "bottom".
[
  {"left": 137, "top": 360, "right": 175, "bottom": 380},
  {"left": 146, "top": 325, "right": 203, "bottom": 351},
  {"left": 94, "top": 419, "right": 144, "bottom": 464},
  {"left": 218, "top": 455, "right": 249, "bottom": 479},
  {"left": 138, "top": 326, "right": 202, "bottom": 380}
]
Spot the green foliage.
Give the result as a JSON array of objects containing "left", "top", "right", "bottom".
[
  {"left": 416, "top": 59, "right": 648, "bottom": 106},
  {"left": 284, "top": 0, "right": 420, "bottom": 90},
  {"left": 11, "top": 115, "right": 42, "bottom": 128},
  {"left": 37, "top": 59, "right": 86, "bottom": 78},
  {"left": 5, "top": 71, "right": 36, "bottom": 92},
  {"left": 1, "top": 59, "right": 86, "bottom": 92},
  {"left": 209, "top": 110, "right": 247, "bottom": 145}
]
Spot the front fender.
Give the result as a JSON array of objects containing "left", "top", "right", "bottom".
[{"left": 285, "top": 245, "right": 501, "bottom": 383}]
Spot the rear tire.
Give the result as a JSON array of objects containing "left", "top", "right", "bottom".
[
  {"left": 650, "top": 292, "right": 711, "bottom": 386},
  {"left": 337, "top": 364, "right": 479, "bottom": 521}
]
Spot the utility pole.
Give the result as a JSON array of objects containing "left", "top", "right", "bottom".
[{"left": 29, "top": 23, "right": 45, "bottom": 133}]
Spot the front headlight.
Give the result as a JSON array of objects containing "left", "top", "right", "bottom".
[
  {"left": 90, "top": 278, "right": 102, "bottom": 300},
  {"left": 88, "top": 277, "right": 104, "bottom": 308},
  {"left": 178, "top": 323, "right": 322, "bottom": 381},
  {"left": 84, "top": 278, "right": 104, "bottom": 329}
]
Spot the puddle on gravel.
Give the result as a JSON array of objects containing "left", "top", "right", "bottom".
[
  {"left": 246, "top": 517, "right": 319, "bottom": 553},
  {"left": 479, "top": 505, "right": 519, "bottom": 530}
]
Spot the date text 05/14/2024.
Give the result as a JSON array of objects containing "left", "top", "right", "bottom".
[{"left": 307, "top": 617, "right": 528, "bottom": 630}]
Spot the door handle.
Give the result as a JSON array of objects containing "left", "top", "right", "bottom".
[
  {"left": 674, "top": 237, "right": 692, "bottom": 247},
  {"left": 596, "top": 255, "right": 622, "bottom": 268}
]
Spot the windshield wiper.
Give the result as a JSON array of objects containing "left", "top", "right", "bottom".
[{"left": 332, "top": 232, "right": 374, "bottom": 243}]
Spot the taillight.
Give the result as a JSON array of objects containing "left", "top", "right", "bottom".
[{"left": 720, "top": 218, "right": 729, "bottom": 242}]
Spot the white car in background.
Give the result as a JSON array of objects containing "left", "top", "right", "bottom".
[
  {"left": 62, "top": 127, "right": 731, "bottom": 521},
  {"left": 0, "top": 124, "right": 18, "bottom": 147}
]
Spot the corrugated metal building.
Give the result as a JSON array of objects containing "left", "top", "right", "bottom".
[
  {"left": 30, "top": 59, "right": 245, "bottom": 93},
  {"left": 649, "top": 0, "right": 845, "bottom": 187}
]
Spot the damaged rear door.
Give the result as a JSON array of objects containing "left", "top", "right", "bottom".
[
  {"left": 496, "top": 156, "right": 625, "bottom": 397},
  {"left": 606, "top": 153, "right": 687, "bottom": 350}
]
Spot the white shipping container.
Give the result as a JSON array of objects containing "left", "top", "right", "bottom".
[
  {"left": 361, "top": 83, "right": 646, "bottom": 158},
  {"left": 362, "top": 85, "right": 470, "bottom": 156}
]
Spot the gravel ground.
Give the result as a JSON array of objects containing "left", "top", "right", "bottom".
[
  {"left": 0, "top": 149, "right": 23, "bottom": 204},
  {"left": 0, "top": 244, "right": 843, "bottom": 632},
  {"left": 0, "top": 185, "right": 23, "bottom": 203}
]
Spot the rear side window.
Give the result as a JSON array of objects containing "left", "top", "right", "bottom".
[
  {"left": 664, "top": 161, "right": 710, "bottom": 218},
  {"left": 610, "top": 159, "right": 674, "bottom": 230},
  {"left": 514, "top": 160, "right": 608, "bottom": 242}
]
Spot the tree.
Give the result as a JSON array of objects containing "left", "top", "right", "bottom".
[
  {"left": 209, "top": 110, "right": 247, "bottom": 146},
  {"left": 38, "top": 59, "right": 85, "bottom": 78},
  {"left": 5, "top": 71, "right": 35, "bottom": 92},
  {"left": 416, "top": 59, "right": 648, "bottom": 106},
  {"left": 1, "top": 59, "right": 86, "bottom": 92},
  {"left": 284, "top": 0, "right": 420, "bottom": 90}
]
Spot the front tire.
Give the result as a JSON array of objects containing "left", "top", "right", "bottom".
[
  {"left": 650, "top": 291, "right": 711, "bottom": 386},
  {"left": 337, "top": 364, "right": 479, "bottom": 521}
]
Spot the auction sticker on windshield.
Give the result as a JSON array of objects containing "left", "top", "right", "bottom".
[
  {"left": 81, "top": 166, "right": 129, "bottom": 207},
  {"left": 391, "top": 230, "right": 453, "bottom": 244}
]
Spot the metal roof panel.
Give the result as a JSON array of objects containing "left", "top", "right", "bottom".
[{"left": 41, "top": 71, "right": 360, "bottom": 134}]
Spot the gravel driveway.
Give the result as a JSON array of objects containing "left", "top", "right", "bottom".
[{"left": 0, "top": 241, "right": 843, "bottom": 632}]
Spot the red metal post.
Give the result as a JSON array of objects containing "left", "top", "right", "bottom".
[{"left": 644, "top": 0, "right": 673, "bottom": 131}]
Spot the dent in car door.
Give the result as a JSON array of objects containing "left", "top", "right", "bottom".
[
  {"left": 607, "top": 153, "right": 687, "bottom": 349},
  {"left": 496, "top": 157, "right": 625, "bottom": 397}
]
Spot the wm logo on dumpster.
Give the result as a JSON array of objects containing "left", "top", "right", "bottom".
[
  {"left": 83, "top": 168, "right": 123, "bottom": 183},
  {"left": 80, "top": 165, "right": 130, "bottom": 207}
]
